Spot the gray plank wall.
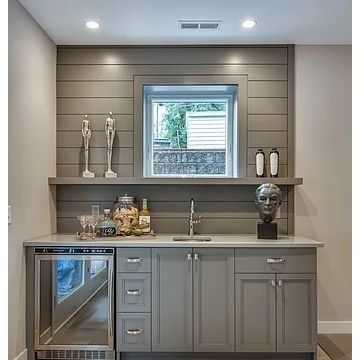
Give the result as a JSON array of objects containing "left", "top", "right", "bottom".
[{"left": 56, "top": 46, "right": 294, "bottom": 234}]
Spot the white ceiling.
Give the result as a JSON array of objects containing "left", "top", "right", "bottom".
[{"left": 18, "top": 0, "right": 352, "bottom": 45}]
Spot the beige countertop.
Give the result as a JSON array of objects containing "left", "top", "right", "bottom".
[{"left": 23, "top": 233, "right": 323, "bottom": 248}]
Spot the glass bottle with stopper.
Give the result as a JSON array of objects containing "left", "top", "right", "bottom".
[{"left": 96, "top": 209, "right": 117, "bottom": 237}]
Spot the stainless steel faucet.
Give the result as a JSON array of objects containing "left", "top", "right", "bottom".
[{"left": 188, "top": 198, "right": 201, "bottom": 237}]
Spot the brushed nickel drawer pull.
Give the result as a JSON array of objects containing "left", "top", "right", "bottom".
[
  {"left": 266, "top": 257, "right": 285, "bottom": 264},
  {"left": 126, "top": 289, "right": 143, "bottom": 296},
  {"left": 126, "top": 257, "right": 143, "bottom": 263},
  {"left": 126, "top": 329, "right": 144, "bottom": 336}
]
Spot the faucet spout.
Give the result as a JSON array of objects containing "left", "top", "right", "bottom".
[{"left": 188, "top": 198, "right": 200, "bottom": 237}]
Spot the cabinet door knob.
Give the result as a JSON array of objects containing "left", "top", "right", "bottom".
[
  {"left": 266, "top": 257, "right": 285, "bottom": 264},
  {"left": 187, "top": 253, "right": 192, "bottom": 261},
  {"left": 278, "top": 280, "right": 283, "bottom": 287},
  {"left": 126, "top": 329, "right": 144, "bottom": 336},
  {"left": 126, "top": 257, "right": 143, "bottom": 263},
  {"left": 194, "top": 253, "right": 199, "bottom": 261},
  {"left": 126, "top": 289, "right": 142, "bottom": 296},
  {"left": 270, "top": 280, "right": 276, "bottom": 287}
]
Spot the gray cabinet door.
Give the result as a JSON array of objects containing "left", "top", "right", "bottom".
[
  {"left": 235, "top": 274, "right": 276, "bottom": 352},
  {"left": 276, "top": 273, "right": 317, "bottom": 352},
  {"left": 193, "top": 248, "right": 235, "bottom": 352},
  {"left": 152, "top": 248, "right": 193, "bottom": 352}
]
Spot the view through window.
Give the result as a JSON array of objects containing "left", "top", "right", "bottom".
[{"left": 143, "top": 85, "right": 238, "bottom": 177}]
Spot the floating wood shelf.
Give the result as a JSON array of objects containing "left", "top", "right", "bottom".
[{"left": 48, "top": 177, "right": 303, "bottom": 186}]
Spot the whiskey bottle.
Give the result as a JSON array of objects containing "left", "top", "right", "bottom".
[{"left": 139, "top": 199, "right": 151, "bottom": 234}]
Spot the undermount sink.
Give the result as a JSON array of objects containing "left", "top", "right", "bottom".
[{"left": 172, "top": 236, "right": 212, "bottom": 242}]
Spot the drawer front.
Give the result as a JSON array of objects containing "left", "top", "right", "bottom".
[
  {"left": 116, "top": 313, "right": 151, "bottom": 352},
  {"left": 117, "top": 273, "right": 151, "bottom": 312},
  {"left": 117, "top": 248, "right": 151, "bottom": 272},
  {"left": 235, "top": 248, "right": 316, "bottom": 273}
]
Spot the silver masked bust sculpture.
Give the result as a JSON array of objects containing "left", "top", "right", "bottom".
[
  {"left": 81, "top": 115, "right": 94, "bottom": 178},
  {"left": 255, "top": 183, "right": 282, "bottom": 223},
  {"left": 105, "top": 111, "right": 117, "bottom": 178}
]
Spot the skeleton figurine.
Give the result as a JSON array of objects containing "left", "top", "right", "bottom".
[
  {"left": 104, "top": 111, "right": 117, "bottom": 177},
  {"left": 81, "top": 115, "right": 94, "bottom": 177}
]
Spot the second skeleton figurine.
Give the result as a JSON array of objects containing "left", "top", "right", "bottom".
[{"left": 105, "top": 112, "right": 117, "bottom": 178}]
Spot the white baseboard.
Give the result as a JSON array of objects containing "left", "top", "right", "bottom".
[
  {"left": 13, "top": 349, "right": 27, "bottom": 360},
  {"left": 318, "top": 321, "right": 352, "bottom": 334}
]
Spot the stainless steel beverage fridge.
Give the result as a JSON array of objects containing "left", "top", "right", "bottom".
[{"left": 33, "top": 247, "right": 114, "bottom": 353}]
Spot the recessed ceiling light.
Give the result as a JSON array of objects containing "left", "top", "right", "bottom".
[
  {"left": 242, "top": 19, "right": 257, "bottom": 29},
  {"left": 86, "top": 21, "right": 100, "bottom": 29}
]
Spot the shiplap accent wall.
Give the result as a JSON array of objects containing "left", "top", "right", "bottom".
[{"left": 56, "top": 46, "right": 294, "bottom": 234}]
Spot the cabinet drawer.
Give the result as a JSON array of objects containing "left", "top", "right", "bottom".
[
  {"left": 117, "top": 273, "right": 151, "bottom": 312},
  {"left": 116, "top": 313, "right": 151, "bottom": 352},
  {"left": 235, "top": 248, "right": 316, "bottom": 273},
  {"left": 117, "top": 248, "right": 151, "bottom": 272}
]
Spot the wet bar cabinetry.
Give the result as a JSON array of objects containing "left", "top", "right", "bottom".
[{"left": 114, "top": 246, "right": 317, "bottom": 359}]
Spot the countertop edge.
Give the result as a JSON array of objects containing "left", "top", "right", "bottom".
[{"left": 23, "top": 234, "right": 324, "bottom": 248}]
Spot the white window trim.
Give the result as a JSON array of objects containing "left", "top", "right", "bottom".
[{"left": 143, "top": 88, "right": 237, "bottom": 178}]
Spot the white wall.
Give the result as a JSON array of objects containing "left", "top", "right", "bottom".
[
  {"left": 8, "top": 0, "right": 56, "bottom": 358},
  {"left": 295, "top": 45, "right": 352, "bottom": 332}
]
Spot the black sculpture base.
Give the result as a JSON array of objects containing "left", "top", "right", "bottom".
[{"left": 257, "top": 222, "right": 278, "bottom": 240}]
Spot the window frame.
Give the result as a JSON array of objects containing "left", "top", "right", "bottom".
[
  {"left": 134, "top": 75, "right": 248, "bottom": 179},
  {"left": 143, "top": 89, "right": 236, "bottom": 178}
]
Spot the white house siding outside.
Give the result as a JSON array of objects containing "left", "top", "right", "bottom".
[{"left": 186, "top": 111, "right": 226, "bottom": 149}]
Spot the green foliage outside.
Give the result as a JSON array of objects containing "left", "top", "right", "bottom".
[{"left": 160, "top": 102, "right": 226, "bottom": 148}]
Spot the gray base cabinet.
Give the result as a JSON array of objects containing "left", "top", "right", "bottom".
[
  {"left": 276, "top": 274, "right": 317, "bottom": 352},
  {"left": 234, "top": 248, "right": 317, "bottom": 354},
  {"left": 235, "top": 274, "right": 276, "bottom": 352},
  {"left": 152, "top": 248, "right": 193, "bottom": 352},
  {"left": 115, "top": 247, "right": 317, "bottom": 358},
  {"left": 193, "top": 248, "right": 234, "bottom": 352},
  {"left": 152, "top": 248, "right": 234, "bottom": 352}
]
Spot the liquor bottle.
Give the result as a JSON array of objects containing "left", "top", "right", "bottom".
[
  {"left": 255, "top": 149, "right": 265, "bottom": 177},
  {"left": 270, "top": 148, "right": 279, "bottom": 177},
  {"left": 139, "top": 199, "right": 151, "bottom": 234},
  {"left": 96, "top": 209, "right": 117, "bottom": 237}
]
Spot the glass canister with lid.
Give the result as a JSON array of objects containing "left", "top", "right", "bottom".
[{"left": 113, "top": 194, "right": 139, "bottom": 235}]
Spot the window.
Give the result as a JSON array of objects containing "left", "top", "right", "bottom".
[{"left": 143, "top": 85, "right": 238, "bottom": 178}]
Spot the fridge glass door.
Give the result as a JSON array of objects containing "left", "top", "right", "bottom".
[{"left": 35, "top": 254, "right": 113, "bottom": 350}]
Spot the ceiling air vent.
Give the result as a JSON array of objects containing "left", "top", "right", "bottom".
[{"left": 179, "top": 20, "right": 221, "bottom": 30}]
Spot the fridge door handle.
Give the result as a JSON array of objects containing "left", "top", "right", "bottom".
[{"left": 109, "top": 268, "right": 113, "bottom": 339}]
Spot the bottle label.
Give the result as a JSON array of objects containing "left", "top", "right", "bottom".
[
  {"left": 139, "top": 216, "right": 151, "bottom": 233},
  {"left": 256, "top": 153, "right": 264, "bottom": 176},
  {"left": 270, "top": 152, "right": 279, "bottom": 176},
  {"left": 98, "top": 227, "right": 116, "bottom": 237}
]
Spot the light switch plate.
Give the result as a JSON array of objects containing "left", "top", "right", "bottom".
[
  {"left": 8, "top": 205, "right": 12, "bottom": 225},
  {"left": 91, "top": 204, "right": 100, "bottom": 215}
]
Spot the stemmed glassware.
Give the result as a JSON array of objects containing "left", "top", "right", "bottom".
[
  {"left": 77, "top": 214, "right": 104, "bottom": 239},
  {"left": 89, "top": 215, "right": 104, "bottom": 239},
  {"left": 77, "top": 215, "right": 88, "bottom": 239}
]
